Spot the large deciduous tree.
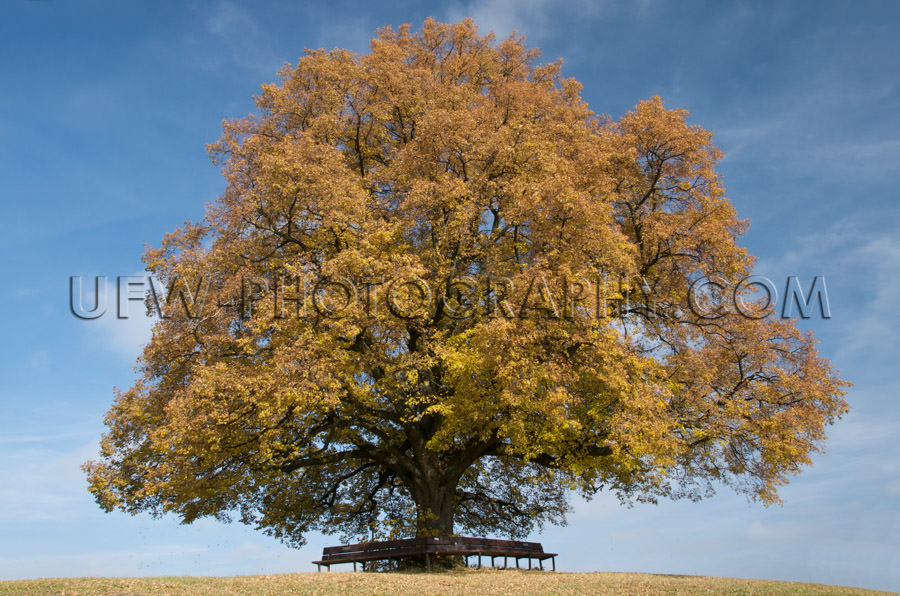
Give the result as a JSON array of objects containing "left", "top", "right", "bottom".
[{"left": 84, "top": 19, "right": 849, "bottom": 546}]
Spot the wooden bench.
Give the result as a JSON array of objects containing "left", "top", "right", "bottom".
[{"left": 313, "top": 536, "right": 557, "bottom": 572}]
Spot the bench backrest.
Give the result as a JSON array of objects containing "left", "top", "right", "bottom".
[{"left": 322, "top": 536, "right": 545, "bottom": 556}]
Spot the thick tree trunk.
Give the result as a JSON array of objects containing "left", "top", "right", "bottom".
[
  {"left": 401, "top": 480, "right": 461, "bottom": 570},
  {"left": 412, "top": 482, "right": 456, "bottom": 537}
]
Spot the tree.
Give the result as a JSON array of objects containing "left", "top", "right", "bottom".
[{"left": 84, "top": 18, "right": 849, "bottom": 548}]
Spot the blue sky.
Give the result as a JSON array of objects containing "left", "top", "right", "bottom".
[{"left": 1, "top": 0, "right": 898, "bottom": 591}]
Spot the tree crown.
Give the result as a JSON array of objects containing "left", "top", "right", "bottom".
[{"left": 85, "top": 18, "right": 849, "bottom": 546}]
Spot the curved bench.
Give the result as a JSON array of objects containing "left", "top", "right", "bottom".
[{"left": 313, "top": 536, "right": 557, "bottom": 571}]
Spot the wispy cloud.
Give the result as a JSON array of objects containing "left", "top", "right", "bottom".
[
  {"left": 77, "top": 272, "right": 156, "bottom": 363},
  {"left": 0, "top": 440, "right": 98, "bottom": 523},
  {"left": 0, "top": 429, "right": 98, "bottom": 446},
  {"left": 0, "top": 544, "right": 210, "bottom": 580},
  {"left": 754, "top": 210, "right": 900, "bottom": 363},
  {"left": 807, "top": 139, "right": 900, "bottom": 182},
  {"left": 444, "top": 0, "right": 557, "bottom": 39},
  {"left": 138, "top": 0, "right": 286, "bottom": 79},
  {"left": 199, "top": 0, "right": 285, "bottom": 75}
]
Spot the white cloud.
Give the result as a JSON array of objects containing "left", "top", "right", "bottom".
[
  {"left": 0, "top": 429, "right": 97, "bottom": 446},
  {"left": 78, "top": 273, "right": 156, "bottom": 362},
  {"left": 206, "top": 0, "right": 246, "bottom": 37},
  {"left": 716, "top": 120, "right": 784, "bottom": 163},
  {"left": 445, "top": 0, "right": 557, "bottom": 39},
  {"left": 752, "top": 209, "right": 900, "bottom": 362},
  {"left": 140, "top": 0, "right": 286, "bottom": 79},
  {"left": 0, "top": 544, "right": 210, "bottom": 580},
  {"left": 807, "top": 139, "right": 900, "bottom": 183},
  {"left": 93, "top": 308, "right": 155, "bottom": 362},
  {"left": 200, "top": 0, "right": 284, "bottom": 75},
  {"left": 0, "top": 440, "right": 98, "bottom": 523}
]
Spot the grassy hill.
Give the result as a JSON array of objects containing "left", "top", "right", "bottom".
[{"left": 0, "top": 570, "right": 892, "bottom": 595}]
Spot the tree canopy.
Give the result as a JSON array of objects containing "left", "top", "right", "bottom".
[{"left": 84, "top": 18, "right": 850, "bottom": 546}]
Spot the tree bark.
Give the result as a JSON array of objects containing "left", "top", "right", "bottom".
[{"left": 411, "top": 480, "right": 456, "bottom": 537}]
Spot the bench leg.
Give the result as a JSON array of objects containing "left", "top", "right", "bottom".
[
  {"left": 426, "top": 552, "right": 431, "bottom": 571},
  {"left": 516, "top": 557, "right": 520, "bottom": 569},
  {"left": 504, "top": 556, "right": 507, "bottom": 569},
  {"left": 316, "top": 564, "right": 320, "bottom": 573},
  {"left": 552, "top": 556, "right": 556, "bottom": 572},
  {"left": 528, "top": 558, "right": 532, "bottom": 570},
  {"left": 478, "top": 553, "right": 482, "bottom": 569},
  {"left": 491, "top": 555, "right": 495, "bottom": 568},
  {"left": 353, "top": 561, "right": 357, "bottom": 572},
  {"left": 539, "top": 558, "right": 543, "bottom": 571}
]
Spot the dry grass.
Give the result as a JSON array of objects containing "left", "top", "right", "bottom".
[{"left": 0, "top": 569, "right": 892, "bottom": 596}]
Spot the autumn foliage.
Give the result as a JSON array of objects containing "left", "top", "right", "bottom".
[{"left": 84, "top": 19, "right": 849, "bottom": 546}]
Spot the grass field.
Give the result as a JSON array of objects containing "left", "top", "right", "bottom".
[{"left": 0, "top": 569, "right": 892, "bottom": 596}]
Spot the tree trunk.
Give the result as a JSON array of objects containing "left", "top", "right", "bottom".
[
  {"left": 411, "top": 481, "right": 456, "bottom": 538},
  {"left": 402, "top": 480, "right": 461, "bottom": 570}
]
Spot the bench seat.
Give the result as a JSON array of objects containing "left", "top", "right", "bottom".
[{"left": 313, "top": 536, "right": 557, "bottom": 571}]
